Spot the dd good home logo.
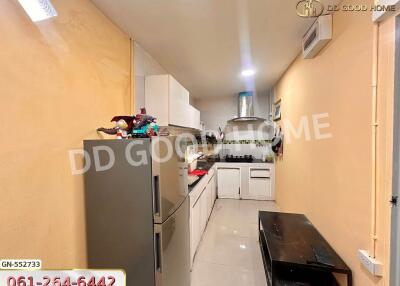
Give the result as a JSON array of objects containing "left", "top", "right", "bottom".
[{"left": 296, "top": 0, "right": 324, "bottom": 18}]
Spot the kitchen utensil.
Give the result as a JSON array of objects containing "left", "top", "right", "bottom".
[{"left": 272, "top": 127, "right": 283, "bottom": 154}]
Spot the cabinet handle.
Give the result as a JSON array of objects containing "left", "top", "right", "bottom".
[
  {"left": 154, "top": 232, "right": 162, "bottom": 273},
  {"left": 153, "top": 175, "right": 160, "bottom": 216}
]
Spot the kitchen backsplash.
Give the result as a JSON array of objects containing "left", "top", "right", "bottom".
[
  {"left": 197, "top": 142, "right": 273, "bottom": 160},
  {"left": 223, "top": 139, "right": 271, "bottom": 145},
  {"left": 221, "top": 143, "right": 273, "bottom": 159}
]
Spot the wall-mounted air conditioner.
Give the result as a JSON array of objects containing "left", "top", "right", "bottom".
[{"left": 302, "top": 15, "right": 332, "bottom": 59}]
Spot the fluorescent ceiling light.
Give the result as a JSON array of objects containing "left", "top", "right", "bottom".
[
  {"left": 18, "top": 0, "right": 57, "bottom": 22},
  {"left": 241, "top": 69, "right": 256, "bottom": 77}
]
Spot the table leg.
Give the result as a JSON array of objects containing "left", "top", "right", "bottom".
[{"left": 347, "top": 272, "right": 353, "bottom": 286}]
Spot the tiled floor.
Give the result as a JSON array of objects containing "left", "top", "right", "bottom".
[{"left": 191, "top": 199, "right": 279, "bottom": 286}]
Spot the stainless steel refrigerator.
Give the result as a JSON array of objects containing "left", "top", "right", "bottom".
[{"left": 83, "top": 137, "right": 190, "bottom": 286}]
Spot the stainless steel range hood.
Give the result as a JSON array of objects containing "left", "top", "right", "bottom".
[{"left": 228, "top": 91, "right": 267, "bottom": 123}]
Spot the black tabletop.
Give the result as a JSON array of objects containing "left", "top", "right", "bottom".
[{"left": 259, "top": 211, "right": 351, "bottom": 274}]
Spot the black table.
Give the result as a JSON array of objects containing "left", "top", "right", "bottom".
[{"left": 258, "top": 211, "right": 352, "bottom": 286}]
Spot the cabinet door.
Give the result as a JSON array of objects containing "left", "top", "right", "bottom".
[
  {"left": 194, "top": 108, "right": 200, "bottom": 130},
  {"left": 206, "top": 181, "right": 213, "bottom": 219},
  {"left": 169, "top": 76, "right": 189, "bottom": 105},
  {"left": 190, "top": 105, "right": 200, "bottom": 130},
  {"left": 248, "top": 168, "right": 273, "bottom": 200},
  {"left": 187, "top": 105, "right": 195, "bottom": 129},
  {"left": 200, "top": 189, "right": 208, "bottom": 233},
  {"left": 190, "top": 199, "right": 201, "bottom": 264},
  {"left": 145, "top": 75, "right": 169, "bottom": 126},
  {"left": 217, "top": 168, "right": 240, "bottom": 199},
  {"left": 249, "top": 178, "right": 271, "bottom": 200},
  {"left": 211, "top": 175, "right": 217, "bottom": 204},
  {"left": 169, "top": 76, "right": 190, "bottom": 127},
  {"left": 180, "top": 85, "right": 190, "bottom": 104}
]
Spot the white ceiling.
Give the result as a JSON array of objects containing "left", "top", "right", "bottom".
[{"left": 92, "top": 0, "right": 337, "bottom": 98}]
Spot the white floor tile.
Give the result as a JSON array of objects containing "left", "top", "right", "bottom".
[
  {"left": 191, "top": 261, "right": 254, "bottom": 286},
  {"left": 196, "top": 230, "right": 258, "bottom": 270},
  {"left": 191, "top": 261, "right": 267, "bottom": 286},
  {"left": 191, "top": 199, "right": 278, "bottom": 286}
]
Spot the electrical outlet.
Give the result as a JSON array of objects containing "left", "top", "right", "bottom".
[{"left": 358, "top": 250, "right": 383, "bottom": 276}]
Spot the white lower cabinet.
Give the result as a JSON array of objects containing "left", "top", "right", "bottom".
[
  {"left": 248, "top": 168, "right": 273, "bottom": 200},
  {"left": 249, "top": 177, "right": 271, "bottom": 198},
  {"left": 190, "top": 169, "right": 217, "bottom": 266},
  {"left": 217, "top": 168, "right": 240, "bottom": 199},
  {"left": 206, "top": 180, "right": 213, "bottom": 218},
  {"left": 199, "top": 187, "right": 208, "bottom": 233},
  {"left": 190, "top": 198, "right": 201, "bottom": 265},
  {"left": 216, "top": 162, "right": 275, "bottom": 201},
  {"left": 211, "top": 176, "right": 217, "bottom": 208}
]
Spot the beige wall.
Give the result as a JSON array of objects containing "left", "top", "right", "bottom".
[
  {"left": 274, "top": 1, "right": 393, "bottom": 285},
  {"left": 0, "top": 0, "right": 131, "bottom": 267}
]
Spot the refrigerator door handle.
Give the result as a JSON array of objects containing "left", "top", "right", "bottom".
[
  {"left": 152, "top": 175, "right": 161, "bottom": 217},
  {"left": 154, "top": 232, "right": 162, "bottom": 273}
]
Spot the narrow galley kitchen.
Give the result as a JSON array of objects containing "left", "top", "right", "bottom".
[
  {"left": 2, "top": 0, "right": 399, "bottom": 286},
  {"left": 186, "top": 151, "right": 279, "bottom": 286}
]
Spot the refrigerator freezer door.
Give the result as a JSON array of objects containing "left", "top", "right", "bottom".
[
  {"left": 154, "top": 197, "right": 190, "bottom": 286},
  {"left": 83, "top": 139, "right": 154, "bottom": 286},
  {"left": 152, "top": 136, "right": 188, "bottom": 223}
]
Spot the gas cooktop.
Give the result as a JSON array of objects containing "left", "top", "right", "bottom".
[{"left": 224, "top": 155, "right": 254, "bottom": 163}]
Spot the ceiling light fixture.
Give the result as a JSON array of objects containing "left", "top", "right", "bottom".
[
  {"left": 241, "top": 69, "right": 256, "bottom": 77},
  {"left": 18, "top": 0, "right": 58, "bottom": 23}
]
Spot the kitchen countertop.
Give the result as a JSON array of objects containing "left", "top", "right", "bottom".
[
  {"left": 188, "top": 161, "right": 215, "bottom": 192},
  {"left": 188, "top": 160, "right": 273, "bottom": 192}
]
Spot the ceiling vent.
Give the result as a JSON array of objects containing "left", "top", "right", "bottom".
[{"left": 302, "top": 15, "right": 332, "bottom": 59}]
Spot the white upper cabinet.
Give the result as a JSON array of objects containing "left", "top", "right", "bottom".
[
  {"left": 145, "top": 74, "right": 200, "bottom": 129},
  {"left": 145, "top": 75, "right": 169, "bottom": 126},
  {"left": 188, "top": 105, "right": 201, "bottom": 130},
  {"left": 169, "top": 76, "right": 189, "bottom": 105},
  {"left": 169, "top": 76, "right": 189, "bottom": 127}
]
